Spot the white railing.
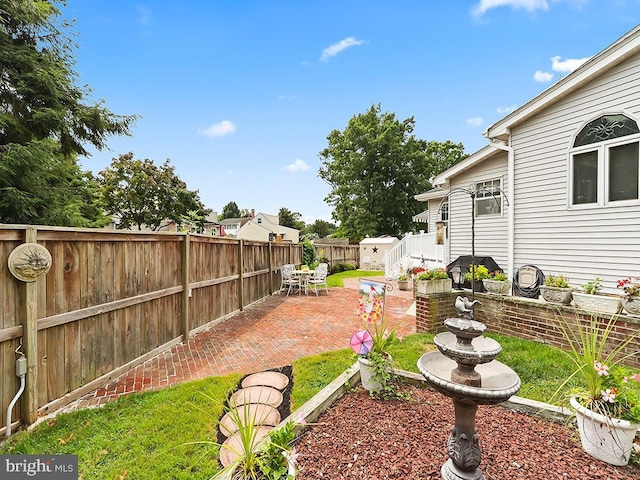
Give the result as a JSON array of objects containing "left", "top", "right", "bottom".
[{"left": 384, "top": 232, "right": 446, "bottom": 279}]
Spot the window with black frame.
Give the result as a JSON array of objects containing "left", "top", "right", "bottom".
[{"left": 570, "top": 113, "right": 640, "bottom": 206}]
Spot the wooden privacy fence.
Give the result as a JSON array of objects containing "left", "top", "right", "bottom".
[
  {"left": 0, "top": 225, "right": 302, "bottom": 434},
  {"left": 314, "top": 244, "right": 359, "bottom": 270}
]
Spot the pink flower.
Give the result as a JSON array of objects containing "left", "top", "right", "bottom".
[
  {"left": 594, "top": 361, "right": 609, "bottom": 376},
  {"left": 601, "top": 389, "right": 616, "bottom": 403},
  {"left": 631, "top": 372, "right": 640, "bottom": 382}
]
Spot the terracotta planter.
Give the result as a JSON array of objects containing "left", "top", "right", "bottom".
[
  {"left": 482, "top": 279, "right": 511, "bottom": 295},
  {"left": 570, "top": 397, "right": 639, "bottom": 466},
  {"left": 540, "top": 285, "right": 574, "bottom": 305},
  {"left": 416, "top": 278, "right": 452, "bottom": 294},
  {"left": 622, "top": 295, "right": 640, "bottom": 316},
  {"left": 572, "top": 292, "right": 623, "bottom": 315}
]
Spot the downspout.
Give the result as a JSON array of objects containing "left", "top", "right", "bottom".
[
  {"left": 490, "top": 130, "right": 515, "bottom": 280},
  {"left": 6, "top": 346, "right": 27, "bottom": 438}
]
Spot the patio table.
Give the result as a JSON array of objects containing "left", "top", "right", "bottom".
[{"left": 294, "top": 269, "right": 315, "bottom": 295}]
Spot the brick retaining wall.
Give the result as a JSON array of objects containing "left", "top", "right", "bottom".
[{"left": 416, "top": 291, "right": 640, "bottom": 369}]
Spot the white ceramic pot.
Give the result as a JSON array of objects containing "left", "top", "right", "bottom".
[
  {"left": 397, "top": 280, "right": 411, "bottom": 291},
  {"left": 622, "top": 295, "right": 640, "bottom": 316},
  {"left": 482, "top": 279, "right": 511, "bottom": 295},
  {"left": 572, "top": 292, "right": 623, "bottom": 315},
  {"left": 570, "top": 396, "right": 639, "bottom": 466},
  {"left": 358, "top": 354, "right": 392, "bottom": 392},
  {"left": 416, "top": 278, "right": 452, "bottom": 294},
  {"left": 539, "top": 285, "right": 574, "bottom": 305}
]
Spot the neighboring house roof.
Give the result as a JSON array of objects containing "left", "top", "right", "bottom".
[
  {"left": 359, "top": 237, "right": 399, "bottom": 245},
  {"left": 414, "top": 186, "right": 449, "bottom": 202},
  {"left": 429, "top": 145, "right": 502, "bottom": 188},
  {"left": 220, "top": 217, "right": 249, "bottom": 226},
  {"left": 485, "top": 24, "right": 640, "bottom": 142}
]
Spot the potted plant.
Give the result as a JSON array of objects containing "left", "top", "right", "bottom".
[
  {"left": 482, "top": 270, "right": 511, "bottom": 295},
  {"left": 617, "top": 276, "right": 640, "bottom": 316},
  {"left": 463, "top": 264, "right": 490, "bottom": 292},
  {"left": 416, "top": 268, "right": 451, "bottom": 294},
  {"left": 550, "top": 314, "right": 640, "bottom": 466},
  {"left": 350, "top": 280, "right": 400, "bottom": 398},
  {"left": 397, "top": 274, "right": 411, "bottom": 291},
  {"left": 540, "top": 273, "right": 574, "bottom": 305},
  {"left": 572, "top": 277, "right": 623, "bottom": 315}
]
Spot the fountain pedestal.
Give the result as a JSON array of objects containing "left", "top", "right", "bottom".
[{"left": 418, "top": 299, "right": 521, "bottom": 480}]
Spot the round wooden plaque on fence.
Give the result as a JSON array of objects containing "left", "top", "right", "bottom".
[{"left": 8, "top": 243, "right": 52, "bottom": 282}]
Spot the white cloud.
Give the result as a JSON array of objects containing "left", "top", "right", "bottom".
[
  {"left": 467, "top": 117, "right": 484, "bottom": 128},
  {"left": 551, "top": 55, "right": 590, "bottom": 73},
  {"left": 534, "top": 70, "right": 554, "bottom": 82},
  {"left": 137, "top": 5, "right": 152, "bottom": 25},
  {"left": 472, "top": 0, "right": 548, "bottom": 17},
  {"left": 197, "top": 120, "right": 237, "bottom": 137},
  {"left": 497, "top": 105, "right": 518, "bottom": 114},
  {"left": 320, "top": 37, "right": 365, "bottom": 62},
  {"left": 285, "top": 159, "right": 310, "bottom": 173}
]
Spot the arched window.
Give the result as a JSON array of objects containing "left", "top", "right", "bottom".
[{"left": 569, "top": 113, "right": 640, "bottom": 206}]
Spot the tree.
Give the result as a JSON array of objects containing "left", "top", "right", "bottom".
[
  {"left": 319, "top": 104, "right": 466, "bottom": 241},
  {"left": 98, "top": 153, "right": 210, "bottom": 231},
  {"left": 306, "top": 220, "right": 337, "bottom": 238},
  {"left": 278, "top": 207, "right": 305, "bottom": 230},
  {"left": 219, "top": 202, "right": 241, "bottom": 220},
  {"left": 0, "top": 140, "right": 109, "bottom": 226},
  {"left": 0, "top": 0, "right": 136, "bottom": 225}
]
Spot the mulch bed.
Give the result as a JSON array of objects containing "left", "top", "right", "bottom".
[{"left": 294, "top": 384, "right": 640, "bottom": 479}]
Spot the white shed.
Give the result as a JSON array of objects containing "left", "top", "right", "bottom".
[{"left": 359, "top": 236, "right": 399, "bottom": 269}]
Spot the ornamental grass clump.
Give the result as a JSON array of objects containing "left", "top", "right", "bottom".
[{"left": 551, "top": 313, "right": 640, "bottom": 423}]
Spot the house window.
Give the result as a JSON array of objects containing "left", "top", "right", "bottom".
[
  {"left": 474, "top": 179, "right": 502, "bottom": 216},
  {"left": 570, "top": 113, "right": 640, "bottom": 206},
  {"left": 257, "top": 218, "right": 262, "bottom": 224},
  {"left": 440, "top": 201, "right": 449, "bottom": 221}
]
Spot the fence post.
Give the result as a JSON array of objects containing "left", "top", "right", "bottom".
[
  {"left": 268, "top": 242, "right": 273, "bottom": 294},
  {"left": 238, "top": 240, "right": 244, "bottom": 311},
  {"left": 23, "top": 227, "right": 38, "bottom": 424},
  {"left": 181, "top": 234, "right": 190, "bottom": 341}
]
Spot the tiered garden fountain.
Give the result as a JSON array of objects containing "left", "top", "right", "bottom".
[{"left": 418, "top": 297, "right": 521, "bottom": 480}]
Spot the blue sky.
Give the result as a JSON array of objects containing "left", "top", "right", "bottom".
[{"left": 63, "top": 0, "right": 640, "bottom": 223}]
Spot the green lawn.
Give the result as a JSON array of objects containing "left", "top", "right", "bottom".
[
  {"left": 326, "top": 269, "right": 384, "bottom": 288},
  {"left": 0, "top": 329, "right": 585, "bottom": 479}
]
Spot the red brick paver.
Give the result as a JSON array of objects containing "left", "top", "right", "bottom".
[{"left": 69, "top": 278, "right": 415, "bottom": 410}]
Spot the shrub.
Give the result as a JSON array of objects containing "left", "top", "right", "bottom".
[
  {"left": 464, "top": 264, "right": 490, "bottom": 281},
  {"left": 330, "top": 263, "right": 356, "bottom": 274},
  {"left": 489, "top": 271, "right": 508, "bottom": 281}
]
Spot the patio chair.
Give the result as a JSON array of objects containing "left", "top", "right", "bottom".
[
  {"left": 307, "top": 263, "right": 329, "bottom": 296},
  {"left": 279, "top": 264, "right": 300, "bottom": 295}
]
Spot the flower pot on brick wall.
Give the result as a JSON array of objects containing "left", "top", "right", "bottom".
[
  {"left": 416, "top": 278, "right": 452, "bottom": 295},
  {"left": 572, "top": 292, "right": 623, "bottom": 315},
  {"left": 482, "top": 279, "right": 511, "bottom": 295},
  {"left": 540, "top": 285, "right": 574, "bottom": 305}
]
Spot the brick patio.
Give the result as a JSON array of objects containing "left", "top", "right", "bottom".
[{"left": 68, "top": 277, "right": 415, "bottom": 410}]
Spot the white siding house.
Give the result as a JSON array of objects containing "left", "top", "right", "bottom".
[{"left": 416, "top": 24, "right": 640, "bottom": 294}]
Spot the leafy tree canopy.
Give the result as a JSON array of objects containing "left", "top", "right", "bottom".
[
  {"left": 219, "top": 201, "right": 242, "bottom": 220},
  {"left": 98, "top": 153, "right": 211, "bottom": 231},
  {"left": 0, "top": 0, "right": 137, "bottom": 156},
  {"left": 278, "top": 207, "right": 305, "bottom": 230},
  {"left": 304, "top": 219, "right": 337, "bottom": 238},
  {"left": 0, "top": 140, "right": 109, "bottom": 226},
  {"left": 0, "top": 0, "right": 137, "bottom": 226},
  {"left": 319, "top": 104, "right": 466, "bottom": 242}
]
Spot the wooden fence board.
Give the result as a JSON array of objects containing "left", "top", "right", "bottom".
[{"left": 0, "top": 227, "right": 302, "bottom": 432}]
